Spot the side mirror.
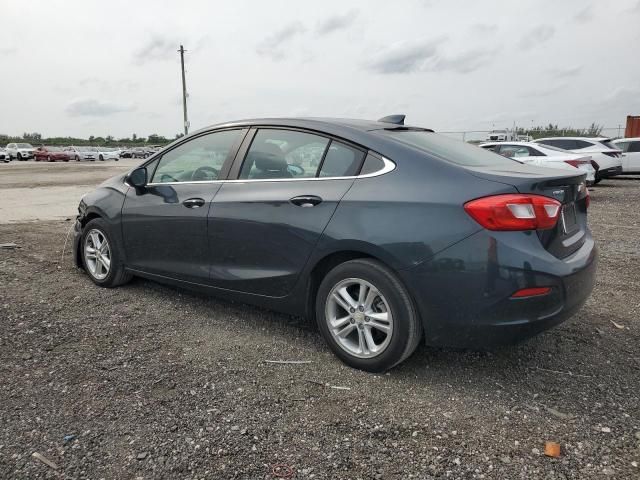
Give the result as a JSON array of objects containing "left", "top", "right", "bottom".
[{"left": 128, "top": 167, "right": 147, "bottom": 187}]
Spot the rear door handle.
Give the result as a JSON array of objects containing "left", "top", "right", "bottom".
[
  {"left": 290, "top": 195, "right": 323, "bottom": 207},
  {"left": 183, "top": 198, "right": 205, "bottom": 208}
]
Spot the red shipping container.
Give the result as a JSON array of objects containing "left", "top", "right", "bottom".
[{"left": 626, "top": 115, "right": 640, "bottom": 138}]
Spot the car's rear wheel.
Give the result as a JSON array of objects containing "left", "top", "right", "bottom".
[
  {"left": 81, "top": 219, "right": 132, "bottom": 287},
  {"left": 75, "top": 155, "right": 80, "bottom": 161},
  {"left": 316, "top": 259, "right": 421, "bottom": 372},
  {"left": 99, "top": 154, "right": 104, "bottom": 161}
]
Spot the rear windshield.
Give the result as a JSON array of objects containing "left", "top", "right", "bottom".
[
  {"left": 380, "top": 130, "right": 518, "bottom": 167},
  {"left": 599, "top": 140, "right": 618, "bottom": 151}
]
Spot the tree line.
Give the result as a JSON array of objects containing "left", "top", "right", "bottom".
[
  {"left": 516, "top": 123, "right": 604, "bottom": 139},
  {"left": 0, "top": 132, "right": 184, "bottom": 147}
]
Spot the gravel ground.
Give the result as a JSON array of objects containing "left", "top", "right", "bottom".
[{"left": 1, "top": 176, "right": 639, "bottom": 479}]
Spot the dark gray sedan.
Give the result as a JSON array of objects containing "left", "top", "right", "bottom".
[{"left": 72, "top": 116, "right": 596, "bottom": 372}]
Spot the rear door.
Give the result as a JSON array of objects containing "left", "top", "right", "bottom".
[
  {"left": 207, "top": 127, "right": 365, "bottom": 296},
  {"left": 121, "top": 129, "right": 246, "bottom": 283},
  {"left": 625, "top": 141, "right": 640, "bottom": 172}
]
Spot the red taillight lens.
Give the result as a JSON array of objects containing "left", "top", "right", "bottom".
[
  {"left": 464, "top": 194, "right": 562, "bottom": 231},
  {"left": 511, "top": 287, "right": 551, "bottom": 298},
  {"left": 564, "top": 159, "right": 589, "bottom": 168}
]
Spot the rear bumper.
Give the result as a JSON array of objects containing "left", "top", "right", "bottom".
[
  {"left": 597, "top": 165, "right": 623, "bottom": 178},
  {"left": 400, "top": 229, "right": 597, "bottom": 348}
]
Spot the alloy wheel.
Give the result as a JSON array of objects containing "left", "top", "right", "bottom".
[
  {"left": 325, "top": 278, "right": 393, "bottom": 358},
  {"left": 84, "top": 229, "right": 111, "bottom": 280}
]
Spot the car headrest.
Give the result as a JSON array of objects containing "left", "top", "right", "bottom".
[{"left": 251, "top": 142, "right": 287, "bottom": 172}]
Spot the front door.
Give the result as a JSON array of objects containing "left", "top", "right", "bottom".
[
  {"left": 121, "top": 129, "right": 245, "bottom": 283},
  {"left": 207, "top": 128, "right": 366, "bottom": 297}
]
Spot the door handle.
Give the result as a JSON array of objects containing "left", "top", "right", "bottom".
[
  {"left": 183, "top": 198, "right": 205, "bottom": 208},
  {"left": 290, "top": 195, "right": 323, "bottom": 207}
]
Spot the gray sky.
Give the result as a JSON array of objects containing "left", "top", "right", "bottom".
[{"left": 1, "top": 0, "right": 639, "bottom": 138}]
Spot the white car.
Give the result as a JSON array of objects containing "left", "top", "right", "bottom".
[
  {"left": 612, "top": 138, "right": 640, "bottom": 174},
  {"left": 480, "top": 142, "right": 596, "bottom": 185},
  {"left": 485, "top": 129, "right": 515, "bottom": 142},
  {"left": 64, "top": 146, "right": 97, "bottom": 161},
  {"left": 0, "top": 147, "right": 10, "bottom": 163},
  {"left": 533, "top": 137, "right": 622, "bottom": 183},
  {"left": 5, "top": 142, "right": 35, "bottom": 160},
  {"left": 95, "top": 147, "right": 120, "bottom": 161}
]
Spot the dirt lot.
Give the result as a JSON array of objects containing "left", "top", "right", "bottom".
[{"left": 1, "top": 162, "right": 639, "bottom": 479}]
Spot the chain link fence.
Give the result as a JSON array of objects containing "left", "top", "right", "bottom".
[{"left": 438, "top": 127, "right": 626, "bottom": 143}]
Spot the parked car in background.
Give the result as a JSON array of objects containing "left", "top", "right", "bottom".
[
  {"left": 485, "top": 129, "right": 516, "bottom": 142},
  {"left": 95, "top": 147, "right": 120, "bottom": 161},
  {"left": 64, "top": 146, "right": 97, "bottom": 161},
  {"left": 119, "top": 148, "right": 133, "bottom": 158},
  {"left": 6, "top": 142, "right": 35, "bottom": 160},
  {"left": 0, "top": 147, "right": 10, "bottom": 163},
  {"left": 612, "top": 138, "right": 640, "bottom": 174},
  {"left": 73, "top": 116, "right": 596, "bottom": 372},
  {"left": 131, "top": 147, "right": 151, "bottom": 159},
  {"left": 533, "top": 137, "right": 622, "bottom": 183},
  {"left": 34, "top": 146, "right": 71, "bottom": 162},
  {"left": 480, "top": 142, "right": 596, "bottom": 185}
]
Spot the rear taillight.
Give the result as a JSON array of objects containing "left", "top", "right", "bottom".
[
  {"left": 564, "top": 159, "right": 589, "bottom": 168},
  {"left": 464, "top": 194, "right": 562, "bottom": 231}
]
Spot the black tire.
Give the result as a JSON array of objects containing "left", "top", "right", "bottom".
[
  {"left": 17, "top": 153, "right": 22, "bottom": 161},
  {"left": 99, "top": 155, "right": 104, "bottom": 161},
  {"left": 48, "top": 156, "right": 53, "bottom": 162},
  {"left": 594, "top": 177, "right": 602, "bottom": 185},
  {"left": 75, "top": 155, "right": 80, "bottom": 161},
  {"left": 81, "top": 218, "right": 132, "bottom": 288},
  {"left": 315, "top": 258, "right": 422, "bottom": 372}
]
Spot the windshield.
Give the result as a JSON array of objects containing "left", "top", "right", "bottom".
[
  {"left": 17, "top": 143, "right": 33, "bottom": 148},
  {"left": 380, "top": 131, "right": 519, "bottom": 167},
  {"left": 47, "top": 146, "right": 62, "bottom": 152}
]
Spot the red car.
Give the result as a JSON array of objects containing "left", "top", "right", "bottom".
[{"left": 34, "top": 146, "right": 70, "bottom": 162}]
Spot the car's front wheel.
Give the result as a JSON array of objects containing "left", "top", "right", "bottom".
[
  {"left": 316, "top": 259, "right": 422, "bottom": 372},
  {"left": 81, "top": 219, "right": 132, "bottom": 287}
]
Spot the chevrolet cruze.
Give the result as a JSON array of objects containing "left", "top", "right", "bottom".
[{"left": 73, "top": 116, "right": 597, "bottom": 372}]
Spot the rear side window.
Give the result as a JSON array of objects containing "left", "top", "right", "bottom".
[
  {"left": 629, "top": 141, "right": 640, "bottom": 153},
  {"left": 380, "top": 130, "right": 519, "bottom": 167},
  {"left": 318, "top": 142, "right": 364, "bottom": 177},
  {"left": 360, "top": 154, "right": 385, "bottom": 175},
  {"left": 240, "top": 129, "right": 328, "bottom": 179},
  {"left": 573, "top": 140, "right": 593, "bottom": 149}
]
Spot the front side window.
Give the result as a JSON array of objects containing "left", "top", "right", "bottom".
[
  {"left": 240, "top": 129, "right": 329, "bottom": 179},
  {"left": 151, "top": 130, "right": 241, "bottom": 183}
]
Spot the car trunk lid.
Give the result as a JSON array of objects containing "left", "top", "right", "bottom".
[{"left": 465, "top": 164, "right": 589, "bottom": 259}]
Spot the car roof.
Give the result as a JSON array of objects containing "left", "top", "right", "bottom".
[
  {"left": 535, "top": 137, "right": 610, "bottom": 141},
  {"left": 480, "top": 141, "right": 541, "bottom": 147},
  {"left": 614, "top": 137, "right": 640, "bottom": 142}
]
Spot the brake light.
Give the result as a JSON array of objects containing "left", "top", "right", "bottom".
[
  {"left": 511, "top": 287, "right": 551, "bottom": 298},
  {"left": 464, "top": 194, "right": 562, "bottom": 231},
  {"left": 564, "top": 159, "right": 589, "bottom": 168}
]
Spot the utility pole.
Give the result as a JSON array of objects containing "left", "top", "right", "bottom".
[{"left": 178, "top": 45, "right": 189, "bottom": 136}]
